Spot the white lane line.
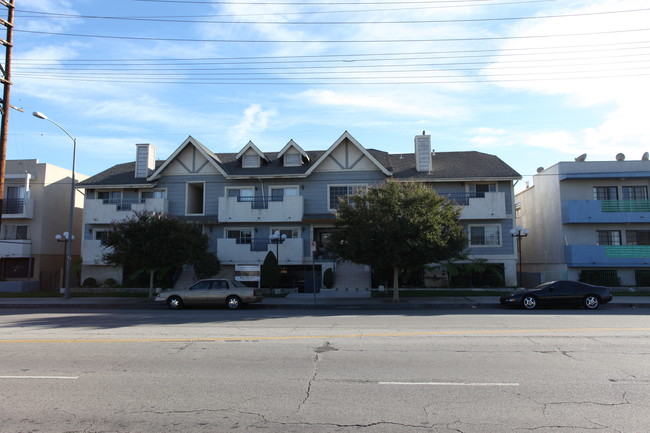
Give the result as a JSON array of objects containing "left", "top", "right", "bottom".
[
  {"left": 379, "top": 382, "right": 519, "bottom": 386},
  {"left": 0, "top": 376, "right": 79, "bottom": 380}
]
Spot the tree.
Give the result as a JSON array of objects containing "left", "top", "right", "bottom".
[
  {"left": 102, "top": 211, "right": 219, "bottom": 298},
  {"left": 260, "top": 251, "right": 280, "bottom": 288},
  {"left": 330, "top": 181, "right": 467, "bottom": 301}
]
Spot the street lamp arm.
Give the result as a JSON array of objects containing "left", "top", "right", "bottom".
[{"left": 33, "top": 112, "right": 76, "bottom": 143}]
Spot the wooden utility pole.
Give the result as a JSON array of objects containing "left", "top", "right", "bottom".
[{"left": 0, "top": 0, "right": 15, "bottom": 229}]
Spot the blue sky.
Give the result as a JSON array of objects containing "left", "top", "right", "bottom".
[{"left": 5, "top": 0, "right": 650, "bottom": 191}]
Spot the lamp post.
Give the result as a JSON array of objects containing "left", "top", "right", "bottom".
[
  {"left": 34, "top": 111, "right": 77, "bottom": 298},
  {"left": 509, "top": 226, "right": 529, "bottom": 288},
  {"left": 55, "top": 232, "right": 74, "bottom": 290},
  {"left": 269, "top": 230, "right": 287, "bottom": 262}
]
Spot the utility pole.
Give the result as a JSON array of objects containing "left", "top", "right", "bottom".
[{"left": 0, "top": 0, "right": 15, "bottom": 230}]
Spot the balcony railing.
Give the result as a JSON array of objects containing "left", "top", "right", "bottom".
[
  {"left": 601, "top": 200, "right": 650, "bottom": 212},
  {"left": 605, "top": 245, "right": 650, "bottom": 258},
  {"left": 441, "top": 192, "right": 485, "bottom": 206},
  {"left": 101, "top": 198, "right": 145, "bottom": 211},
  {"left": 2, "top": 198, "right": 25, "bottom": 214},
  {"left": 237, "top": 195, "right": 283, "bottom": 209}
]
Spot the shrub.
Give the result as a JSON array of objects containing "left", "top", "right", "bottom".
[
  {"left": 82, "top": 277, "right": 99, "bottom": 288},
  {"left": 102, "top": 278, "right": 118, "bottom": 288},
  {"left": 323, "top": 268, "right": 334, "bottom": 288}
]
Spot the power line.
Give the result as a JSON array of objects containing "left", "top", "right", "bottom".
[
  {"left": 15, "top": 27, "right": 650, "bottom": 43},
  {"left": 16, "top": 6, "right": 648, "bottom": 25}
]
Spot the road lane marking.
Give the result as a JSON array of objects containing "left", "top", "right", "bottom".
[
  {"left": 379, "top": 382, "right": 519, "bottom": 386},
  {"left": 0, "top": 327, "right": 648, "bottom": 344},
  {"left": 0, "top": 376, "right": 79, "bottom": 380}
]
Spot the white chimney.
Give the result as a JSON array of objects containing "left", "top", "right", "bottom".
[
  {"left": 135, "top": 143, "right": 156, "bottom": 178},
  {"left": 414, "top": 131, "right": 432, "bottom": 172}
]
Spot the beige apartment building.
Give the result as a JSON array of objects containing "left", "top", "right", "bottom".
[{"left": 0, "top": 159, "right": 87, "bottom": 291}]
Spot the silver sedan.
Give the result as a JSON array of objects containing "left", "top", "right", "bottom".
[{"left": 155, "top": 279, "right": 263, "bottom": 310}]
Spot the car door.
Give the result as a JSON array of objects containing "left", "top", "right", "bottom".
[
  {"left": 207, "top": 280, "right": 229, "bottom": 305},
  {"left": 183, "top": 280, "right": 212, "bottom": 305}
]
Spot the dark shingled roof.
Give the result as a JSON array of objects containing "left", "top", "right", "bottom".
[
  {"left": 390, "top": 151, "right": 521, "bottom": 180},
  {"left": 78, "top": 147, "right": 519, "bottom": 187}
]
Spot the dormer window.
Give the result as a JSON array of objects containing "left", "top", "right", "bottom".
[
  {"left": 242, "top": 154, "right": 260, "bottom": 168},
  {"left": 284, "top": 153, "right": 301, "bottom": 167}
]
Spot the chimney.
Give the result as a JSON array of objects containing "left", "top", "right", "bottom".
[
  {"left": 135, "top": 143, "right": 156, "bottom": 178},
  {"left": 414, "top": 131, "right": 432, "bottom": 172}
]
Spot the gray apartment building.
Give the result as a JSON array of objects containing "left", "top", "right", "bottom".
[{"left": 77, "top": 131, "right": 521, "bottom": 290}]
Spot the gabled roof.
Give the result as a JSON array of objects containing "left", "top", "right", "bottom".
[
  {"left": 147, "top": 136, "right": 227, "bottom": 180},
  {"left": 77, "top": 161, "right": 164, "bottom": 188},
  {"left": 236, "top": 141, "right": 270, "bottom": 162},
  {"left": 305, "top": 131, "right": 392, "bottom": 176},
  {"left": 390, "top": 151, "right": 521, "bottom": 181},
  {"left": 277, "top": 139, "right": 310, "bottom": 161}
]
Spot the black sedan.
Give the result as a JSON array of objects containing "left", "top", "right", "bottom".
[{"left": 500, "top": 280, "right": 613, "bottom": 310}]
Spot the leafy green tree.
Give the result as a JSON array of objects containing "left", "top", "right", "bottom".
[
  {"left": 260, "top": 251, "right": 280, "bottom": 288},
  {"left": 330, "top": 181, "right": 467, "bottom": 301},
  {"left": 102, "top": 211, "right": 219, "bottom": 297}
]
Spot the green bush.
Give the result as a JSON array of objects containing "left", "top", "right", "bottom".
[
  {"left": 323, "top": 268, "right": 334, "bottom": 288},
  {"left": 103, "top": 278, "right": 118, "bottom": 288},
  {"left": 82, "top": 277, "right": 99, "bottom": 288}
]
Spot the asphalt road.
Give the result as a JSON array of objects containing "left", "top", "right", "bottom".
[{"left": 1, "top": 308, "right": 649, "bottom": 433}]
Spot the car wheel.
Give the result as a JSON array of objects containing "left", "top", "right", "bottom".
[
  {"left": 584, "top": 295, "right": 600, "bottom": 310},
  {"left": 522, "top": 295, "right": 537, "bottom": 310},
  {"left": 167, "top": 296, "right": 183, "bottom": 310},
  {"left": 226, "top": 296, "right": 242, "bottom": 310}
]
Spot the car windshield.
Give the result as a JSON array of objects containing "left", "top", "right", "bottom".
[{"left": 230, "top": 280, "right": 248, "bottom": 287}]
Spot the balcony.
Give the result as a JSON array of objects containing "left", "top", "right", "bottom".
[
  {"left": 82, "top": 239, "right": 107, "bottom": 265},
  {"left": 441, "top": 192, "right": 507, "bottom": 220},
  {"left": 218, "top": 195, "right": 303, "bottom": 223},
  {"left": 216, "top": 237, "right": 304, "bottom": 264},
  {"left": 564, "top": 245, "right": 650, "bottom": 267},
  {"left": 562, "top": 200, "right": 650, "bottom": 224},
  {"left": 2, "top": 198, "right": 34, "bottom": 219},
  {"left": 83, "top": 198, "right": 168, "bottom": 224},
  {"left": 0, "top": 239, "right": 32, "bottom": 256}
]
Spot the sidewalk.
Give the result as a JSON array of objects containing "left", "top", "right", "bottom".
[{"left": 1, "top": 292, "right": 650, "bottom": 310}]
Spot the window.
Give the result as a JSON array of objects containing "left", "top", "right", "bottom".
[
  {"left": 186, "top": 182, "right": 205, "bottom": 215},
  {"left": 270, "top": 227, "right": 300, "bottom": 239},
  {"left": 94, "top": 230, "right": 109, "bottom": 245},
  {"left": 227, "top": 187, "right": 254, "bottom": 198},
  {"left": 597, "top": 230, "right": 621, "bottom": 245},
  {"left": 594, "top": 186, "right": 618, "bottom": 200},
  {"left": 242, "top": 154, "right": 260, "bottom": 168},
  {"left": 98, "top": 190, "right": 122, "bottom": 204},
  {"left": 329, "top": 185, "right": 366, "bottom": 210},
  {"left": 622, "top": 186, "right": 648, "bottom": 200},
  {"left": 227, "top": 229, "right": 252, "bottom": 244},
  {"left": 626, "top": 230, "right": 650, "bottom": 245},
  {"left": 3, "top": 225, "right": 28, "bottom": 240},
  {"left": 271, "top": 186, "right": 299, "bottom": 199},
  {"left": 469, "top": 225, "right": 501, "bottom": 246},
  {"left": 141, "top": 190, "right": 166, "bottom": 199},
  {"left": 469, "top": 183, "right": 496, "bottom": 194},
  {"left": 284, "top": 153, "right": 301, "bottom": 167}
]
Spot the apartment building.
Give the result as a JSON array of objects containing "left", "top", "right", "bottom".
[
  {"left": 0, "top": 159, "right": 87, "bottom": 291},
  {"left": 77, "top": 131, "right": 521, "bottom": 290},
  {"left": 515, "top": 154, "right": 650, "bottom": 286}
]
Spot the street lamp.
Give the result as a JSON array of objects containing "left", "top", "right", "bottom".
[
  {"left": 509, "top": 226, "right": 529, "bottom": 288},
  {"left": 34, "top": 111, "right": 77, "bottom": 298},
  {"left": 55, "top": 232, "right": 75, "bottom": 290},
  {"left": 269, "top": 230, "right": 287, "bottom": 262}
]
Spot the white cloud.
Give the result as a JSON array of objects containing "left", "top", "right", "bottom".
[{"left": 228, "top": 104, "right": 277, "bottom": 147}]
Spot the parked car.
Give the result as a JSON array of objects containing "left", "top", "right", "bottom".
[
  {"left": 155, "top": 279, "right": 263, "bottom": 310},
  {"left": 500, "top": 280, "right": 613, "bottom": 310}
]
